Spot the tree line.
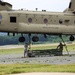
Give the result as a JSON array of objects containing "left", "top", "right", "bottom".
[{"left": 0, "top": 34, "right": 70, "bottom": 45}]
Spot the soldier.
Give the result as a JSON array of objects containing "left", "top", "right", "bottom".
[
  {"left": 57, "top": 42, "right": 66, "bottom": 51},
  {"left": 24, "top": 43, "right": 29, "bottom": 58},
  {"left": 24, "top": 42, "right": 31, "bottom": 58}
]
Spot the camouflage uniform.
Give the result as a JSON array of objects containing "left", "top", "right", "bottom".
[
  {"left": 24, "top": 43, "right": 29, "bottom": 57},
  {"left": 57, "top": 43, "right": 65, "bottom": 51}
]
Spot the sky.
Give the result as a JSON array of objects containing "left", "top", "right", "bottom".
[{"left": 4, "top": 0, "right": 70, "bottom": 12}]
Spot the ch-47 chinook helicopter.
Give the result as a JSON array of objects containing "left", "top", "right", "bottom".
[{"left": 0, "top": 0, "right": 75, "bottom": 42}]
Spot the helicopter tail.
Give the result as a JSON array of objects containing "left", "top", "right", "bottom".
[
  {"left": 64, "top": 0, "right": 75, "bottom": 13},
  {"left": 68, "top": 0, "right": 75, "bottom": 11}
]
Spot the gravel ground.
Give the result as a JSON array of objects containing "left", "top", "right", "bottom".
[
  {"left": 0, "top": 52, "right": 75, "bottom": 64},
  {"left": 0, "top": 44, "right": 75, "bottom": 64},
  {"left": 1, "top": 53, "right": 75, "bottom": 75}
]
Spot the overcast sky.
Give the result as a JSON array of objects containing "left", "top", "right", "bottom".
[{"left": 5, "top": 0, "right": 70, "bottom": 12}]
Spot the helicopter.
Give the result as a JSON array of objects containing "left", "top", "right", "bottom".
[{"left": 0, "top": 0, "right": 75, "bottom": 42}]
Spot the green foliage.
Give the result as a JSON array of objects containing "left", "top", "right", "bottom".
[
  {"left": 0, "top": 35, "right": 19, "bottom": 45},
  {"left": 0, "top": 34, "right": 70, "bottom": 45}
]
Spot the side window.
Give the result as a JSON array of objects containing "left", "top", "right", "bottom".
[
  {"left": 10, "top": 17, "right": 16, "bottom": 23},
  {"left": 59, "top": 19, "right": 63, "bottom": 24},
  {"left": 28, "top": 18, "right": 32, "bottom": 23},
  {"left": 44, "top": 18, "right": 48, "bottom": 24}
]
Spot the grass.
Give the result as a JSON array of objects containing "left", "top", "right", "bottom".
[
  {"left": 0, "top": 44, "right": 75, "bottom": 54},
  {"left": 0, "top": 48, "right": 24, "bottom": 54},
  {"left": 0, "top": 64, "right": 75, "bottom": 75}
]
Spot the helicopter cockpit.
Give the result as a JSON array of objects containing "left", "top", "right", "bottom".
[{"left": 0, "top": 0, "right": 12, "bottom": 11}]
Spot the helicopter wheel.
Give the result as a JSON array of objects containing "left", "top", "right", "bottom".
[
  {"left": 32, "top": 36, "right": 39, "bottom": 42},
  {"left": 19, "top": 36, "right": 25, "bottom": 42},
  {"left": 69, "top": 35, "right": 74, "bottom": 41}
]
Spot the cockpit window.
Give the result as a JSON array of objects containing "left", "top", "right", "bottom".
[
  {"left": 28, "top": 18, "right": 32, "bottom": 23},
  {"left": 10, "top": 17, "right": 16, "bottom": 23}
]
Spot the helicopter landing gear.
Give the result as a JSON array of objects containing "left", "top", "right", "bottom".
[
  {"left": 19, "top": 34, "right": 25, "bottom": 42},
  {"left": 32, "top": 36, "right": 39, "bottom": 42},
  {"left": 69, "top": 35, "right": 74, "bottom": 41},
  {"left": 19, "top": 36, "right": 25, "bottom": 42}
]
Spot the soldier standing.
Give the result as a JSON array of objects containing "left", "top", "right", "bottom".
[{"left": 24, "top": 43, "right": 29, "bottom": 58}]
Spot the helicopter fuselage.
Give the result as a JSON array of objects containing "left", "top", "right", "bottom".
[{"left": 0, "top": 10, "right": 75, "bottom": 35}]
